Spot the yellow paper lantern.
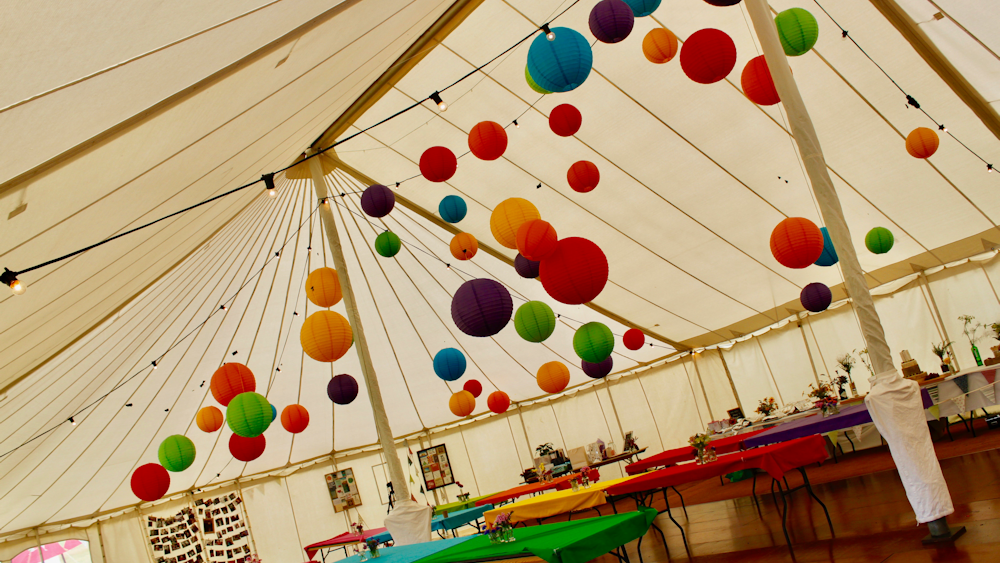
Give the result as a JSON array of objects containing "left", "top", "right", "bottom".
[
  {"left": 450, "top": 232, "right": 479, "bottom": 261},
  {"left": 537, "top": 362, "right": 570, "bottom": 394},
  {"left": 490, "top": 198, "right": 541, "bottom": 250},
  {"left": 300, "top": 311, "right": 353, "bottom": 362},
  {"left": 196, "top": 406, "right": 224, "bottom": 433},
  {"left": 449, "top": 390, "right": 476, "bottom": 417},
  {"left": 305, "top": 267, "right": 342, "bottom": 307}
]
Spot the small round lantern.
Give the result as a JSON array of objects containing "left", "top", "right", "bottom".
[
  {"left": 527, "top": 27, "right": 593, "bottom": 93},
  {"left": 210, "top": 363, "right": 256, "bottom": 407},
  {"left": 770, "top": 217, "right": 824, "bottom": 269},
  {"left": 680, "top": 29, "right": 736, "bottom": 85},
  {"left": 449, "top": 390, "right": 476, "bottom": 417},
  {"left": 434, "top": 348, "right": 467, "bottom": 381},
  {"left": 703, "top": 0, "right": 742, "bottom": 6},
  {"left": 197, "top": 406, "right": 224, "bottom": 433},
  {"left": 582, "top": 356, "right": 613, "bottom": 379},
  {"left": 775, "top": 8, "right": 819, "bottom": 56},
  {"left": 463, "top": 379, "right": 483, "bottom": 398},
  {"left": 328, "top": 374, "right": 359, "bottom": 405},
  {"left": 814, "top": 227, "right": 838, "bottom": 267},
  {"left": 305, "top": 267, "right": 342, "bottom": 307},
  {"left": 741, "top": 56, "right": 779, "bottom": 106},
  {"left": 516, "top": 219, "right": 558, "bottom": 261},
  {"left": 227, "top": 392, "right": 272, "bottom": 437},
  {"left": 468, "top": 121, "right": 508, "bottom": 161},
  {"left": 800, "top": 282, "right": 832, "bottom": 313},
  {"left": 131, "top": 463, "right": 170, "bottom": 502},
  {"left": 906, "top": 127, "right": 939, "bottom": 159},
  {"left": 865, "top": 227, "right": 894, "bottom": 254},
  {"left": 539, "top": 237, "right": 609, "bottom": 305},
  {"left": 515, "top": 254, "right": 540, "bottom": 279},
  {"left": 158, "top": 435, "right": 196, "bottom": 472},
  {"left": 487, "top": 391, "right": 511, "bottom": 414},
  {"left": 573, "top": 322, "right": 615, "bottom": 363},
  {"left": 537, "top": 362, "right": 570, "bottom": 393},
  {"left": 642, "top": 28, "right": 678, "bottom": 64},
  {"left": 549, "top": 104, "right": 582, "bottom": 137},
  {"left": 567, "top": 161, "right": 600, "bottom": 193},
  {"left": 590, "top": 0, "right": 635, "bottom": 44},
  {"left": 439, "top": 195, "right": 468, "bottom": 223},
  {"left": 270, "top": 404, "right": 277, "bottom": 422},
  {"left": 281, "top": 404, "right": 310, "bottom": 433},
  {"left": 451, "top": 279, "right": 513, "bottom": 337},
  {"left": 490, "top": 198, "right": 540, "bottom": 249},
  {"left": 624, "top": 0, "right": 661, "bottom": 17},
  {"left": 360, "top": 184, "right": 395, "bottom": 218},
  {"left": 375, "top": 231, "right": 401, "bottom": 257},
  {"left": 450, "top": 232, "right": 479, "bottom": 261},
  {"left": 623, "top": 328, "right": 645, "bottom": 350},
  {"left": 301, "top": 310, "right": 353, "bottom": 362},
  {"left": 419, "top": 147, "right": 457, "bottom": 182},
  {"left": 230, "top": 434, "right": 266, "bottom": 462},
  {"left": 526, "top": 65, "right": 552, "bottom": 94},
  {"left": 514, "top": 301, "right": 556, "bottom": 343}
]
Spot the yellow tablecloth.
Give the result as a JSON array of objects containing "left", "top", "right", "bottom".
[{"left": 484, "top": 475, "right": 637, "bottom": 525}]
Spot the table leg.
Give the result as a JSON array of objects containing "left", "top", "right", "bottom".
[
  {"left": 751, "top": 471, "right": 761, "bottom": 511},
  {"left": 774, "top": 479, "right": 795, "bottom": 558},
  {"left": 798, "top": 467, "right": 834, "bottom": 537},
  {"left": 843, "top": 431, "right": 856, "bottom": 453},
  {"left": 669, "top": 486, "right": 688, "bottom": 519},
  {"left": 658, "top": 490, "right": 691, "bottom": 557}
]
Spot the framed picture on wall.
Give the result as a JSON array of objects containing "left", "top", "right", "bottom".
[
  {"left": 417, "top": 444, "right": 454, "bottom": 491},
  {"left": 325, "top": 468, "right": 362, "bottom": 512}
]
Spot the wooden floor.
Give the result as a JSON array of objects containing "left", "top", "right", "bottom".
[{"left": 592, "top": 420, "right": 1000, "bottom": 562}]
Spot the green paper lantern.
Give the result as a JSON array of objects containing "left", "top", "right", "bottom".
[
  {"left": 514, "top": 301, "right": 556, "bottom": 343},
  {"left": 775, "top": 8, "right": 818, "bottom": 57},
  {"left": 227, "top": 392, "right": 272, "bottom": 438},
  {"left": 158, "top": 435, "right": 196, "bottom": 473},
  {"left": 865, "top": 227, "right": 894, "bottom": 254},
  {"left": 375, "top": 231, "right": 401, "bottom": 257},
  {"left": 573, "top": 322, "right": 614, "bottom": 363},
  {"left": 525, "top": 65, "right": 551, "bottom": 95}
]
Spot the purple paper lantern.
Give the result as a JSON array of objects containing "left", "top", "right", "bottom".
[
  {"left": 800, "top": 282, "right": 832, "bottom": 313},
  {"left": 704, "top": 0, "right": 742, "bottom": 6},
  {"left": 361, "top": 184, "right": 395, "bottom": 218},
  {"left": 327, "top": 374, "right": 359, "bottom": 405},
  {"left": 514, "top": 254, "right": 540, "bottom": 279},
  {"left": 589, "top": 0, "right": 635, "bottom": 44},
  {"left": 452, "top": 279, "right": 513, "bottom": 337},
  {"left": 582, "top": 356, "right": 613, "bottom": 379}
]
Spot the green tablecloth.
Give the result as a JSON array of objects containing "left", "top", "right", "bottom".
[
  {"left": 417, "top": 508, "right": 657, "bottom": 563},
  {"left": 433, "top": 495, "right": 490, "bottom": 516}
]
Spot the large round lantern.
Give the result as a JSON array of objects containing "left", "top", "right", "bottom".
[
  {"left": 906, "top": 127, "right": 939, "bottom": 159},
  {"left": 306, "top": 267, "right": 342, "bottom": 307},
  {"left": 680, "top": 29, "right": 736, "bottom": 84},
  {"left": 516, "top": 219, "right": 558, "bottom": 261},
  {"left": 210, "top": 363, "right": 256, "bottom": 407},
  {"left": 539, "top": 237, "right": 609, "bottom": 305},
  {"left": 197, "top": 406, "right": 224, "bottom": 433},
  {"left": 573, "top": 322, "right": 615, "bottom": 363},
  {"left": 741, "top": 56, "right": 779, "bottom": 106},
  {"left": 514, "top": 301, "right": 556, "bottom": 343},
  {"left": 815, "top": 227, "right": 838, "bottom": 267},
  {"left": 487, "top": 391, "right": 511, "bottom": 414},
  {"left": 227, "top": 392, "right": 272, "bottom": 437},
  {"left": 328, "top": 374, "right": 359, "bottom": 405},
  {"left": 800, "top": 282, "right": 832, "bottom": 313},
  {"left": 281, "top": 404, "right": 310, "bottom": 433},
  {"left": 549, "top": 104, "right": 582, "bottom": 137},
  {"left": 515, "top": 254, "right": 540, "bottom": 279},
  {"left": 301, "top": 310, "right": 353, "bottom": 362},
  {"left": 158, "top": 435, "right": 196, "bottom": 472},
  {"left": 537, "top": 362, "right": 570, "bottom": 393},
  {"left": 623, "top": 328, "right": 645, "bottom": 350},
  {"left": 775, "top": 8, "right": 819, "bottom": 56},
  {"left": 643, "top": 28, "right": 678, "bottom": 64},
  {"left": 433, "top": 348, "right": 467, "bottom": 381},
  {"left": 439, "top": 195, "right": 468, "bottom": 223},
  {"left": 567, "top": 161, "right": 600, "bottom": 193},
  {"left": 451, "top": 279, "right": 513, "bottom": 337},
  {"left": 450, "top": 232, "right": 479, "bottom": 261},
  {"left": 590, "top": 0, "right": 634, "bottom": 44},
  {"left": 770, "top": 217, "right": 824, "bottom": 269},
  {"left": 527, "top": 27, "right": 593, "bottom": 93},
  {"left": 464, "top": 379, "right": 483, "bottom": 398},
  {"left": 490, "top": 198, "right": 540, "bottom": 249},
  {"left": 375, "top": 231, "right": 402, "bottom": 257},
  {"left": 624, "top": 0, "right": 661, "bottom": 17},
  {"left": 468, "top": 121, "right": 508, "bottom": 161},
  {"left": 360, "top": 184, "right": 395, "bottom": 218},
  {"left": 419, "top": 147, "right": 457, "bottom": 182},
  {"left": 526, "top": 65, "right": 552, "bottom": 95},
  {"left": 230, "top": 434, "right": 266, "bottom": 462},
  {"left": 131, "top": 463, "right": 170, "bottom": 502},
  {"left": 449, "top": 391, "right": 476, "bottom": 417},
  {"left": 866, "top": 227, "right": 894, "bottom": 254},
  {"left": 582, "top": 356, "right": 613, "bottom": 379}
]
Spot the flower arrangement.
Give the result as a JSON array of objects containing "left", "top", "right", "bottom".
[
  {"left": 756, "top": 397, "right": 778, "bottom": 417},
  {"left": 960, "top": 314, "right": 986, "bottom": 366},
  {"left": 858, "top": 348, "right": 874, "bottom": 376},
  {"left": 535, "top": 443, "right": 555, "bottom": 457},
  {"left": 991, "top": 323, "right": 1000, "bottom": 342},
  {"left": 808, "top": 381, "right": 839, "bottom": 416},
  {"left": 689, "top": 432, "right": 711, "bottom": 463},
  {"left": 835, "top": 352, "right": 855, "bottom": 376},
  {"left": 365, "top": 537, "right": 380, "bottom": 559},
  {"left": 483, "top": 511, "right": 515, "bottom": 544},
  {"left": 931, "top": 341, "right": 952, "bottom": 359}
]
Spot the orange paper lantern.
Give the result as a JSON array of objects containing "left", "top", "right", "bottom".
[
  {"left": 468, "top": 121, "right": 508, "bottom": 161},
  {"left": 280, "top": 404, "right": 310, "bottom": 434},
  {"left": 642, "top": 28, "right": 678, "bottom": 64},
  {"left": 490, "top": 198, "right": 541, "bottom": 249},
  {"left": 420, "top": 146, "right": 457, "bottom": 182},
  {"left": 196, "top": 406, "right": 224, "bottom": 432},
  {"left": 741, "top": 55, "right": 780, "bottom": 106},
  {"left": 449, "top": 390, "right": 476, "bottom": 417},
  {"left": 906, "top": 127, "right": 939, "bottom": 159},
  {"left": 305, "top": 267, "right": 342, "bottom": 307},
  {"left": 487, "top": 391, "right": 511, "bottom": 414},
  {"left": 450, "top": 232, "right": 479, "bottom": 261},
  {"left": 516, "top": 219, "right": 558, "bottom": 261},
  {"left": 567, "top": 161, "right": 600, "bottom": 193},
  {"left": 680, "top": 28, "right": 736, "bottom": 84},
  {"left": 210, "top": 363, "right": 256, "bottom": 407},
  {"left": 770, "top": 217, "right": 824, "bottom": 269},
  {"left": 537, "top": 362, "right": 570, "bottom": 394},
  {"left": 300, "top": 310, "right": 353, "bottom": 362}
]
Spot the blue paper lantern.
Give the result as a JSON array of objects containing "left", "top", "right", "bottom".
[
  {"left": 439, "top": 195, "right": 468, "bottom": 223},
  {"left": 433, "top": 348, "right": 467, "bottom": 381},
  {"left": 623, "top": 0, "right": 661, "bottom": 17},
  {"left": 800, "top": 282, "right": 832, "bottom": 313},
  {"left": 527, "top": 27, "right": 593, "bottom": 93},
  {"left": 270, "top": 404, "right": 277, "bottom": 422},
  {"left": 814, "top": 227, "right": 839, "bottom": 267}
]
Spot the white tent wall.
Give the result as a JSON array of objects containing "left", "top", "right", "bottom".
[
  {"left": 929, "top": 260, "right": 1000, "bottom": 370},
  {"left": 691, "top": 351, "right": 741, "bottom": 419},
  {"left": 100, "top": 512, "right": 148, "bottom": 563}
]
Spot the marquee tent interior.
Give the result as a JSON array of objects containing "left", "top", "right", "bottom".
[{"left": 1, "top": 0, "right": 999, "bottom": 561}]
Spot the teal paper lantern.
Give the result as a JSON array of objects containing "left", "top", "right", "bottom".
[
  {"left": 439, "top": 195, "right": 468, "bottom": 223},
  {"left": 158, "top": 435, "right": 196, "bottom": 473},
  {"left": 573, "top": 322, "right": 614, "bottom": 363},
  {"left": 865, "top": 227, "right": 894, "bottom": 254},
  {"left": 433, "top": 348, "right": 467, "bottom": 381},
  {"left": 227, "top": 392, "right": 272, "bottom": 438},
  {"left": 814, "top": 227, "right": 839, "bottom": 267},
  {"left": 514, "top": 301, "right": 556, "bottom": 343},
  {"left": 775, "top": 8, "right": 819, "bottom": 57},
  {"left": 375, "top": 231, "right": 401, "bottom": 257},
  {"left": 270, "top": 404, "right": 277, "bottom": 422},
  {"left": 525, "top": 65, "right": 551, "bottom": 95},
  {"left": 623, "top": 0, "right": 660, "bottom": 17},
  {"left": 527, "top": 27, "right": 593, "bottom": 93}
]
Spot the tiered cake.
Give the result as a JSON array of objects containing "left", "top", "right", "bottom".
[{"left": 900, "top": 350, "right": 925, "bottom": 379}]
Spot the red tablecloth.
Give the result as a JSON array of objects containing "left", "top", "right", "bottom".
[
  {"left": 304, "top": 527, "right": 387, "bottom": 559},
  {"left": 475, "top": 469, "right": 600, "bottom": 506},
  {"left": 608, "top": 435, "right": 828, "bottom": 496},
  {"left": 625, "top": 429, "right": 767, "bottom": 475}
]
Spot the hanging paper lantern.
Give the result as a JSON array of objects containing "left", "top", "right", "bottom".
[
  {"left": 590, "top": 0, "right": 634, "bottom": 44},
  {"left": 463, "top": 379, "right": 483, "bottom": 398},
  {"left": 623, "top": 328, "right": 645, "bottom": 350},
  {"left": 549, "top": 104, "right": 582, "bottom": 137},
  {"left": 230, "top": 434, "right": 266, "bottom": 462},
  {"left": 704, "top": 0, "right": 742, "bottom": 6},
  {"left": 526, "top": 65, "right": 552, "bottom": 95},
  {"left": 814, "top": 227, "right": 839, "bottom": 267},
  {"left": 642, "top": 28, "right": 678, "bottom": 64},
  {"left": 328, "top": 374, "right": 359, "bottom": 405},
  {"left": 539, "top": 237, "right": 609, "bottom": 305},
  {"left": 433, "top": 348, "right": 467, "bottom": 381},
  {"left": 537, "top": 362, "right": 570, "bottom": 393},
  {"left": 527, "top": 27, "right": 593, "bottom": 93},
  {"left": 741, "top": 56, "right": 780, "bottom": 106},
  {"left": 516, "top": 219, "right": 558, "bottom": 261},
  {"left": 375, "top": 231, "right": 402, "bottom": 257},
  {"left": 487, "top": 391, "right": 511, "bottom": 414},
  {"left": 450, "top": 232, "right": 479, "bottom": 261},
  {"left": 775, "top": 8, "right": 819, "bottom": 57},
  {"left": 800, "top": 282, "right": 832, "bottom": 313},
  {"left": 305, "top": 267, "right": 342, "bottom": 307},
  {"left": 770, "top": 217, "right": 824, "bottom": 269},
  {"left": 468, "top": 121, "right": 508, "bottom": 161},
  {"left": 623, "top": 0, "right": 661, "bottom": 17},
  {"left": 300, "top": 310, "right": 353, "bottom": 362},
  {"left": 131, "top": 463, "right": 170, "bottom": 502},
  {"left": 582, "top": 356, "right": 613, "bottom": 379},
  {"left": 451, "top": 279, "right": 513, "bottom": 337},
  {"left": 227, "top": 392, "right": 272, "bottom": 437},
  {"left": 514, "top": 301, "right": 556, "bottom": 343},
  {"left": 449, "top": 390, "right": 476, "bottom": 417},
  {"left": 515, "top": 254, "right": 540, "bottom": 279},
  {"left": 419, "top": 147, "right": 457, "bottom": 182},
  {"left": 490, "top": 198, "right": 540, "bottom": 249},
  {"left": 210, "top": 363, "right": 256, "bottom": 407},
  {"left": 270, "top": 404, "right": 277, "bottom": 422},
  {"left": 680, "top": 29, "right": 736, "bottom": 85},
  {"left": 567, "top": 161, "right": 600, "bottom": 193},
  {"left": 439, "top": 195, "right": 468, "bottom": 223},
  {"left": 280, "top": 404, "right": 310, "bottom": 433},
  {"left": 865, "top": 227, "right": 894, "bottom": 254},
  {"left": 197, "top": 406, "right": 224, "bottom": 433},
  {"left": 906, "top": 127, "right": 939, "bottom": 159},
  {"left": 360, "top": 184, "right": 395, "bottom": 218},
  {"left": 158, "top": 435, "right": 196, "bottom": 472},
  {"left": 574, "top": 322, "right": 615, "bottom": 363}
]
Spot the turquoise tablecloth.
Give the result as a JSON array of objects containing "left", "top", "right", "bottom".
[{"left": 334, "top": 536, "right": 475, "bottom": 563}]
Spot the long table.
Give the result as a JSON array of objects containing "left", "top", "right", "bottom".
[
  {"left": 483, "top": 475, "right": 636, "bottom": 526},
  {"left": 305, "top": 527, "right": 392, "bottom": 561},
  {"left": 433, "top": 495, "right": 491, "bottom": 516},
  {"left": 432, "top": 504, "right": 493, "bottom": 538},
  {"left": 474, "top": 470, "right": 599, "bottom": 507},
  {"left": 330, "top": 535, "right": 475, "bottom": 563},
  {"left": 625, "top": 429, "right": 767, "bottom": 475}
]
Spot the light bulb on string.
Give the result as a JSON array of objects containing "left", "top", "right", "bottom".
[
  {"left": 541, "top": 24, "right": 555, "bottom": 41},
  {"left": 513, "top": 120, "right": 520, "bottom": 129},
  {"left": 429, "top": 91, "right": 447, "bottom": 112},
  {"left": 262, "top": 173, "right": 277, "bottom": 198},
  {"left": 69, "top": 417, "right": 76, "bottom": 426},
  {"left": 1, "top": 269, "right": 24, "bottom": 295}
]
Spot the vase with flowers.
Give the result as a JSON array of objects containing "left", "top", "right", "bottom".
[
  {"left": 809, "top": 380, "right": 840, "bottom": 417},
  {"left": 835, "top": 352, "right": 856, "bottom": 399},
  {"left": 932, "top": 341, "right": 953, "bottom": 373},
  {"left": 484, "top": 512, "right": 515, "bottom": 544},
  {"left": 959, "top": 314, "right": 985, "bottom": 366},
  {"left": 689, "top": 432, "right": 711, "bottom": 464},
  {"left": 756, "top": 397, "right": 778, "bottom": 418}
]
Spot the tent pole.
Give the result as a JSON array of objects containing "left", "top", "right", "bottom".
[{"left": 307, "top": 154, "right": 409, "bottom": 502}]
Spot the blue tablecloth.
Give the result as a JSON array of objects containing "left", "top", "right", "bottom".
[
  {"left": 431, "top": 504, "right": 493, "bottom": 532},
  {"left": 335, "top": 536, "right": 475, "bottom": 563}
]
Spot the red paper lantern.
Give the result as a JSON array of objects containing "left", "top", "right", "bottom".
[
  {"left": 487, "top": 391, "right": 511, "bottom": 414},
  {"left": 623, "top": 328, "right": 645, "bottom": 350},
  {"left": 280, "top": 404, "right": 310, "bottom": 433},
  {"left": 131, "top": 463, "right": 170, "bottom": 502},
  {"left": 468, "top": 121, "right": 508, "bottom": 161},
  {"left": 419, "top": 147, "right": 457, "bottom": 182},
  {"left": 741, "top": 55, "right": 779, "bottom": 106},
  {"left": 539, "top": 237, "right": 609, "bottom": 305},
  {"left": 567, "top": 161, "right": 600, "bottom": 193},
  {"left": 210, "top": 363, "right": 256, "bottom": 407},
  {"left": 770, "top": 217, "right": 824, "bottom": 269},
  {"left": 680, "top": 29, "right": 736, "bottom": 84},
  {"left": 549, "top": 104, "right": 582, "bottom": 137},
  {"left": 229, "top": 434, "right": 266, "bottom": 462},
  {"left": 463, "top": 379, "right": 483, "bottom": 398},
  {"left": 516, "top": 219, "right": 558, "bottom": 261}
]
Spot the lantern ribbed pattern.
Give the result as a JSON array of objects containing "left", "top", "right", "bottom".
[
  {"left": 567, "top": 161, "right": 600, "bottom": 193},
  {"left": 515, "top": 254, "right": 540, "bottom": 279},
  {"left": 514, "top": 301, "right": 556, "bottom": 343},
  {"left": 642, "top": 28, "right": 678, "bottom": 64},
  {"left": 305, "top": 267, "right": 342, "bottom": 308},
  {"left": 230, "top": 434, "right": 266, "bottom": 462},
  {"left": 158, "top": 435, "right": 196, "bottom": 472},
  {"left": 539, "top": 237, "right": 609, "bottom": 305},
  {"left": 800, "top": 282, "right": 832, "bottom": 313},
  {"left": 210, "top": 363, "right": 256, "bottom": 407},
  {"left": 527, "top": 27, "right": 593, "bottom": 93},
  {"left": 433, "top": 348, "right": 467, "bottom": 381},
  {"left": 449, "top": 390, "right": 476, "bottom": 417},
  {"left": 582, "top": 356, "right": 613, "bottom": 379},
  {"left": 537, "top": 362, "right": 570, "bottom": 394},
  {"left": 227, "top": 392, "right": 272, "bottom": 437},
  {"left": 526, "top": 65, "right": 552, "bottom": 94},
  {"left": 451, "top": 279, "right": 513, "bottom": 337},
  {"left": 906, "top": 127, "right": 939, "bottom": 159},
  {"left": 439, "top": 195, "right": 468, "bottom": 223},
  {"left": 741, "top": 56, "right": 780, "bottom": 106},
  {"left": 516, "top": 219, "right": 558, "bottom": 261},
  {"left": 624, "top": 0, "right": 661, "bottom": 17},
  {"left": 487, "top": 391, "right": 511, "bottom": 414},
  {"left": 573, "top": 322, "right": 615, "bottom": 363},
  {"left": 865, "top": 227, "right": 894, "bottom": 254},
  {"left": 419, "top": 146, "right": 457, "bottom": 182},
  {"left": 680, "top": 29, "right": 736, "bottom": 84},
  {"left": 450, "top": 232, "right": 479, "bottom": 261},
  {"left": 769, "top": 217, "right": 824, "bottom": 269},
  {"left": 131, "top": 463, "right": 170, "bottom": 502},
  {"left": 270, "top": 404, "right": 276, "bottom": 422},
  {"left": 197, "top": 406, "right": 224, "bottom": 433},
  {"left": 490, "top": 198, "right": 540, "bottom": 249},
  {"left": 815, "top": 227, "right": 839, "bottom": 267},
  {"left": 328, "top": 374, "right": 359, "bottom": 405},
  {"left": 464, "top": 379, "right": 483, "bottom": 398},
  {"left": 468, "top": 121, "right": 508, "bottom": 161},
  {"left": 281, "top": 404, "right": 310, "bottom": 433},
  {"left": 775, "top": 8, "right": 819, "bottom": 56},
  {"left": 623, "top": 328, "right": 645, "bottom": 350},
  {"left": 360, "top": 184, "right": 395, "bottom": 218},
  {"left": 375, "top": 231, "right": 402, "bottom": 257},
  {"left": 549, "top": 104, "right": 582, "bottom": 137},
  {"left": 300, "top": 310, "right": 353, "bottom": 362},
  {"left": 589, "top": 0, "right": 635, "bottom": 44}
]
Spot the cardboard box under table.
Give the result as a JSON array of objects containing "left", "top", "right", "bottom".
[{"left": 484, "top": 475, "right": 636, "bottom": 526}]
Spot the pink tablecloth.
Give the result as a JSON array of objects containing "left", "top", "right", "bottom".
[{"left": 625, "top": 429, "right": 767, "bottom": 475}]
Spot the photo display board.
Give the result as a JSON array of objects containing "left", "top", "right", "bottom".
[
  {"left": 417, "top": 444, "right": 454, "bottom": 491},
  {"left": 146, "top": 506, "right": 204, "bottom": 563},
  {"left": 196, "top": 492, "right": 253, "bottom": 563},
  {"left": 325, "top": 468, "right": 362, "bottom": 512}
]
